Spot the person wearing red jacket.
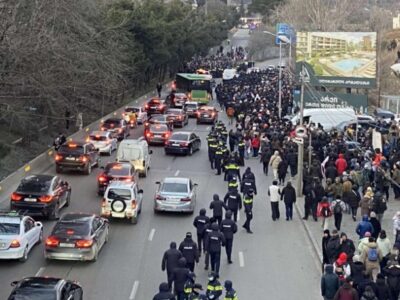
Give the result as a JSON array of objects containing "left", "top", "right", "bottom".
[
  {"left": 335, "top": 154, "right": 347, "bottom": 176},
  {"left": 251, "top": 135, "right": 260, "bottom": 157}
]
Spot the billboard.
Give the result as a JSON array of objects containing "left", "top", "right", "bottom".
[
  {"left": 296, "top": 32, "right": 377, "bottom": 88},
  {"left": 293, "top": 90, "right": 368, "bottom": 113},
  {"left": 275, "top": 23, "right": 296, "bottom": 46}
]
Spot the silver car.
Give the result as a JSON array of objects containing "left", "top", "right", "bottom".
[{"left": 154, "top": 177, "right": 197, "bottom": 214}]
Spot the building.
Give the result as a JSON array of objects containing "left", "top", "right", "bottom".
[
  {"left": 297, "top": 32, "right": 347, "bottom": 58},
  {"left": 362, "top": 35, "right": 372, "bottom": 51},
  {"left": 394, "top": 14, "right": 400, "bottom": 29}
]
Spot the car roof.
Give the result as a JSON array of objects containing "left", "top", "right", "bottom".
[
  {"left": 60, "top": 213, "right": 95, "bottom": 222},
  {"left": 107, "top": 181, "right": 136, "bottom": 189},
  {"left": 90, "top": 131, "right": 109, "bottom": 136},
  {"left": 171, "top": 131, "right": 192, "bottom": 136},
  {"left": 22, "top": 174, "right": 55, "bottom": 183},
  {"left": 163, "top": 177, "right": 189, "bottom": 184},
  {"left": 105, "top": 162, "right": 131, "bottom": 169},
  {"left": 16, "top": 277, "right": 63, "bottom": 289}
]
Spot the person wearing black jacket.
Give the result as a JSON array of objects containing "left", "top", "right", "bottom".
[
  {"left": 241, "top": 176, "right": 257, "bottom": 196},
  {"left": 210, "top": 194, "right": 227, "bottom": 225},
  {"left": 325, "top": 162, "right": 338, "bottom": 182},
  {"left": 220, "top": 210, "right": 237, "bottom": 264},
  {"left": 383, "top": 260, "right": 400, "bottom": 300},
  {"left": 375, "top": 273, "right": 390, "bottom": 300},
  {"left": 326, "top": 230, "right": 341, "bottom": 264},
  {"left": 162, "top": 242, "right": 183, "bottom": 289},
  {"left": 303, "top": 182, "right": 315, "bottom": 221},
  {"left": 322, "top": 229, "right": 331, "bottom": 272},
  {"left": 171, "top": 257, "right": 190, "bottom": 300},
  {"left": 205, "top": 223, "right": 226, "bottom": 276},
  {"left": 153, "top": 282, "right": 176, "bottom": 300},
  {"left": 280, "top": 181, "right": 296, "bottom": 221},
  {"left": 339, "top": 232, "right": 356, "bottom": 262},
  {"left": 286, "top": 148, "right": 297, "bottom": 177},
  {"left": 193, "top": 209, "right": 210, "bottom": 254},
  {"left": 179, "top": 232, "right": 199, "bottom": 272},
  {"left": 242, "top": 167, "right": 255, "bottom": 182},
  {"left": 320, "top": 264, "right": 339, "bottom": 300},
  {"left": 203, "top": 218, "right": 215, "bottom": 271},
  {"left": 223, "top": 189, "right": 242, "bottom": 222}
]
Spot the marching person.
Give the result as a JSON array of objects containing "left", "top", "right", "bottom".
[
  {"left": 220, "top": 210, "right": 237, "bottom": 264},
  {"left": 331, "top": 196, "right": 346, "bottom": 231},
  {"left": 242, "top": 189, "right": 254, "bottom": 234},
  {"left": 210, "top": 194, "right": 227, "bottom": 225},
  {"left": 172, "top": 257, "right": 190, "bottom": 300},
  {"left": 205, "top": 223, "right": 226, "bottom": 276},
  {"left": 224, "top": 280, "right": 238, "bottom": 300},
  {"left": 280, "top": 181, "right": 296, "bottom": 221},
  {"left": 203, "top": 218, "right": 216, "bottom": 271},
  {"left": 206, "top": 272, "right": 223, "bottom": 300},
  {"left": 268, "top": 180, "right": 281, "bottom": 221},
  {"left": 193, "top": 209, "right": 210, "bottom": 255},
  {"left": 223, "top": 188, "right": 242, "bottom": 222},
  {"left": 153, "top": 282, "right": 176, "bottom": 300},
  {"left": 162, "top": 242, "right": 183, "bottom": 289},
  {"left": 179, "top": 232, "right": 199, "bottom": 272}
]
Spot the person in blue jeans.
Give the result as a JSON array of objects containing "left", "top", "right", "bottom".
[{"left": 280, "top": 181, "right": 296, "bottom": 221}]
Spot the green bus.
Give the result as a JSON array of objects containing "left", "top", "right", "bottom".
[{"left": 175, "top": 73, "right": 212, "bottom": 104}]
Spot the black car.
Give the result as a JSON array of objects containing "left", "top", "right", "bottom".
[
  {"left": 165, "top": 131, "right": 201, "bottom": 156},
  {"left": 55, "top": 141, "right": 100, "bottom": 175},
  {"left": 45, "top": 213, "right": 109, "bottom": 261},
  {"left": 11, "top": 175, "right": 71, "bottom": 220},
  {"left": 100, "top": 118, "right": 128, "bottom": 140},
  {"left": 144, "top": 98, "right": 167, "bottom": 115},
  {"left": 166, "top": 108, "right": 189, "bottom": 127},
  {"left": 8, "top": 277, "right": 83, "bottom": 300},
  {"left": 97, "top": 162, "right": 137, "bottom": 195}
]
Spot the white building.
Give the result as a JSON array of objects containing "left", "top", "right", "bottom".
[{"left": 393, "top": 14, "right": 400, "bottom": 29}]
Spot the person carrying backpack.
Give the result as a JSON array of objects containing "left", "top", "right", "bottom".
[
  {"left": 331, "top": 196, "right": 347, "bottom": 231},
  {"left": 318, "top": 197, "right": 333, "bottom": 230},
  {"left": 360, "top": 237, "right": 382, "bottom": 281}
]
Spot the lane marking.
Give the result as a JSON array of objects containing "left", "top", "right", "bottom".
[
  {"left": 174, "top": 170, "right": 180, "bottom": 176},
  {"left": 239, "top": 251, "right": 245, "bottom": 267},
  {"left": 129, "top": 281, "right": 140, "bottom": 300},
  {"left": 148, "top": 228, "right": 156, "bottom": 241},
  {"left": 237, "top": 211, "right": 240, "bottom": 221},
  {"left": 35, "top": 267, "right": 45, "bottom": 276}
]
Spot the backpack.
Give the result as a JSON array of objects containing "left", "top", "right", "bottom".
[
  {"left": 367, "top": 248, "right": 378, "bottom": 261},
  {"left": 333, "top": 201, "right": 343, "bottom": 214},
  {"left": 321, "top": 206, "right": 331, "bottom": 218}
]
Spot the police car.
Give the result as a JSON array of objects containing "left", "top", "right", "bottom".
[{"left": 0, "top": 212, "right": 43, "bottom": 262}]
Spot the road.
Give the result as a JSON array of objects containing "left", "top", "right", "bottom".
[{"left": 0, "top": 30, "right": 319, "bottom": 299}]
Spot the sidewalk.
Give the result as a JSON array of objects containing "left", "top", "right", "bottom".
[{"left": 295, "top": 192, "right": 400, "bottom": 270}]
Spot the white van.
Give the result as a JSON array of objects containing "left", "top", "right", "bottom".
[
  {"left": 291, "top": 108, "right": 356, "bottom": 131},
  {"left": 116, "top": 138, "right": 152, "bottom": 177},
  {"left": 222, "top": 69, "right": 237, "bottom": 81}
]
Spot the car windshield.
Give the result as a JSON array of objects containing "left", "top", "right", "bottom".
[
  {"left": 9, "top": 289, "right": 57, "bottom": 300},
  {"left": 171, "top": 133, "right": 189, "bottom": 141},
  {"left": 58, "top": 145, "right": 84, "bottom": 155},
  {"left": 150, "top": 125, "right": 167, "bottom": 132},
  {"left": 53, "top": 221, "right": 90, "bottom": 238},
  {"left": 0, "top": 223, "right": 20, "bottom": 235},
  {"left": 106, "top": 165, "right": 130, "bottom": 176},
  {"left": 125, "top": 107, "right": 139, "bottom": 113},
  {"left": 90, "top": 135, "right": 107, "bottom": 141},
  {"left": 119, "top": 148, "right": 142, "bottom": 161},
  {"left": 107, "top": 188, "right": 131, "bottom": 200},
  {"left": 17, "top": 177, "right": 51, "bottom": 193},
  {"left": 161, "top": 182, "right": 188, "bottom": 194}
]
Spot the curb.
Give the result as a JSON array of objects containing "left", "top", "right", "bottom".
[{"left": 294, "top": 197, "right": 323, "bottom": 262}]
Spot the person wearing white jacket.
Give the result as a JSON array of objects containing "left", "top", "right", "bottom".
[
  {"left": 377, "top": 230, "right": 391, "bottom": 270},
  {"left": 268, "top": 180, "right": 281, "bottom": 221}
]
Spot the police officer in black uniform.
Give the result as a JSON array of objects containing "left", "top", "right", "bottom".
[
  {"left": 179, "top": 232, "right": 199, "bottom": 272},
  {"left": 241, "top": 174, "right": 257, "bottom": 197},
  {"left": 209, "top": 194, "right": 226, "bottom": 225},
  {"left": 220, "top": 210, "right": 237, "bottom": 264},
  {"left": 153, "top": 282, "right": 176, "bottom": 300},
  {"left": 172, "top": 257, "right": 190, "bottom": 300},
  {"left": 228, "top": 177, "right": 239, "bottom": 192},
  {"left": 162, "top": 242, "right": 183, "bottom": 289},
  {"left": 214, "top": 146, "right": 223, "bottom": 175},
  {"left": 223, "top": 189, "right": 242, "bottom": 222},
  {"left": 203, "top": 218, "right": 215, "bottom": 271},
  {"left": 205, "top": 223, "right": 225, "bottom": 276},
  {"left": 242, "top": 189, "right": 254, "bottom": 234},
  {"left": 193, "top": 209, "right": 210, "bottom": 255},
  {"left": 207, "top": 133, "right": 218, "bottom": 169}
]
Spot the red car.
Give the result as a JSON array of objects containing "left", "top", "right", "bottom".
[
  {"left": 145, "top": 98, "right": 167, "bottom": 115},
  {"left": 144, "top": 124, "right": 171, "bottom": 145}
]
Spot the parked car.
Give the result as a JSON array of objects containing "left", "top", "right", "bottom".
[
  {"left": 8, "top": 277, "right": 83, "bottom": 300},
  {"left": 166, "top": 108, "right": 189, "bottom": 127},
  {"left": 0, "top": 211, "right": 43, "bottom": 262},
  {"left": 55, "top": 141, "right": 100, "bottom": 175},
  {"left": 87, "top": 131, "right": 117, "bottom": 156},
  {"left": 45, "top": 212, "right": 109, "bottom": 262},
  {"left": 101, "top": 181, "right": 143, "bottom": 224},
  {"left": 11, "top": 175, "right": 71, "bottom": 220},
  {"left": 165, "top": 131, "right": 201, "bottom": 156},
  {"left": 100, "top": 118, "right": 128, "bottom": 140},
  {"left": 97, "top": 162, "right": 137, "bottom": 195},
  {"left": 154, "top": 177, "right": 197, "bottom": 214}
]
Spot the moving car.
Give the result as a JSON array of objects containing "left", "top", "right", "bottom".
[
  {"left": 55, "top": 141, "right": 100, "bottom": 175},
  {"left": 0, "top": 212, "right": 43, "bottom": 262},
  {"left": 144, "top": 114, "right": 174, "bottom": 131},
  {"left": 374, "top": 108, "right": 395, "bottom": 121},
  {"left": 100, "top": 118, "right": 128, "bottom": 140},
  {"left": 87, "top": 131, "right": 117, "bottom": 156},
  {"left": 8, "top": 277, "right": 83, "bottom": 300},
  {"left": 11, "top": 175, "right": 71, "bottom": 220},
  {"left": 123, "top": 106, "right": 148, "bottom": 125},
  {"left": 144, "top": 98, "right": 167, "bottom": 115},
  {"left": 116, "top": 139, "right": 152, "bottom": 177},
  {"left": 196, "top": 106, "right": 218, "bottom": 124},
  {"left": 145, "top": 124, "right": 171, "bottom": 145},
  {"left": 165, "top": 131, "right": 201, "bottom": 156},
  {"left": 184, "top": 101, "right": 199, "bottom": 118},
  {"left": 172, "top": 93, "right": 188, "bottom": 108},
  {"left": 45, "top": 213, "right": 109, "bottom": 262},
  {"left": 101, "top": 181, "right": 143, "bottom": 224},
  {"left": 154, "top": 177, "right": 197, "bottom": 214},
  {"left": 97, "top": 162, "right": 136, "bottom": 195},
  {"left": 166, "top": 108, "right": 188, "bottom": 127}
]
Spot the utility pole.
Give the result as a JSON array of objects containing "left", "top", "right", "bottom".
[
  {"left": 278, "top": 40, "right": 282, "bottom": 119},
  {"left": 296, "top": 64, "right": 305, "bottom": 197}
]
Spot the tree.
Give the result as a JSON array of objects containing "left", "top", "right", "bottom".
[{"left": 249, "top": 0, "right": 283, "bottom": 15}]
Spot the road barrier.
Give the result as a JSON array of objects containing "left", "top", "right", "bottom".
[{"left": 0, "top": 82, "right": 171, "bottom": 203}]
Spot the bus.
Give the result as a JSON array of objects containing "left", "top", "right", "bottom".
[{"left": 174, "top": 73, "right": 212, "bottom": 105}]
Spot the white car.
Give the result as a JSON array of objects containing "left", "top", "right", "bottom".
[
  {"left": 87, "top": 131, "right": 117, "bottom": 156},
  {"left": 123, "top": 106, "right": 148, "bottom": 125},
  {"left": 101, "top": 181, "right": 143, "bottom": 224},
  {"left": 0, "top": 213, "right": 43, "bottom": 262}
]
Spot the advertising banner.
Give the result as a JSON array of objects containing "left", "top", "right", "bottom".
[
  {"left": 293, "top": 90, "right": 368, "bottom": 113},
  {"left": 296, "top": 32, "right": 377, "bottom": 88}
]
